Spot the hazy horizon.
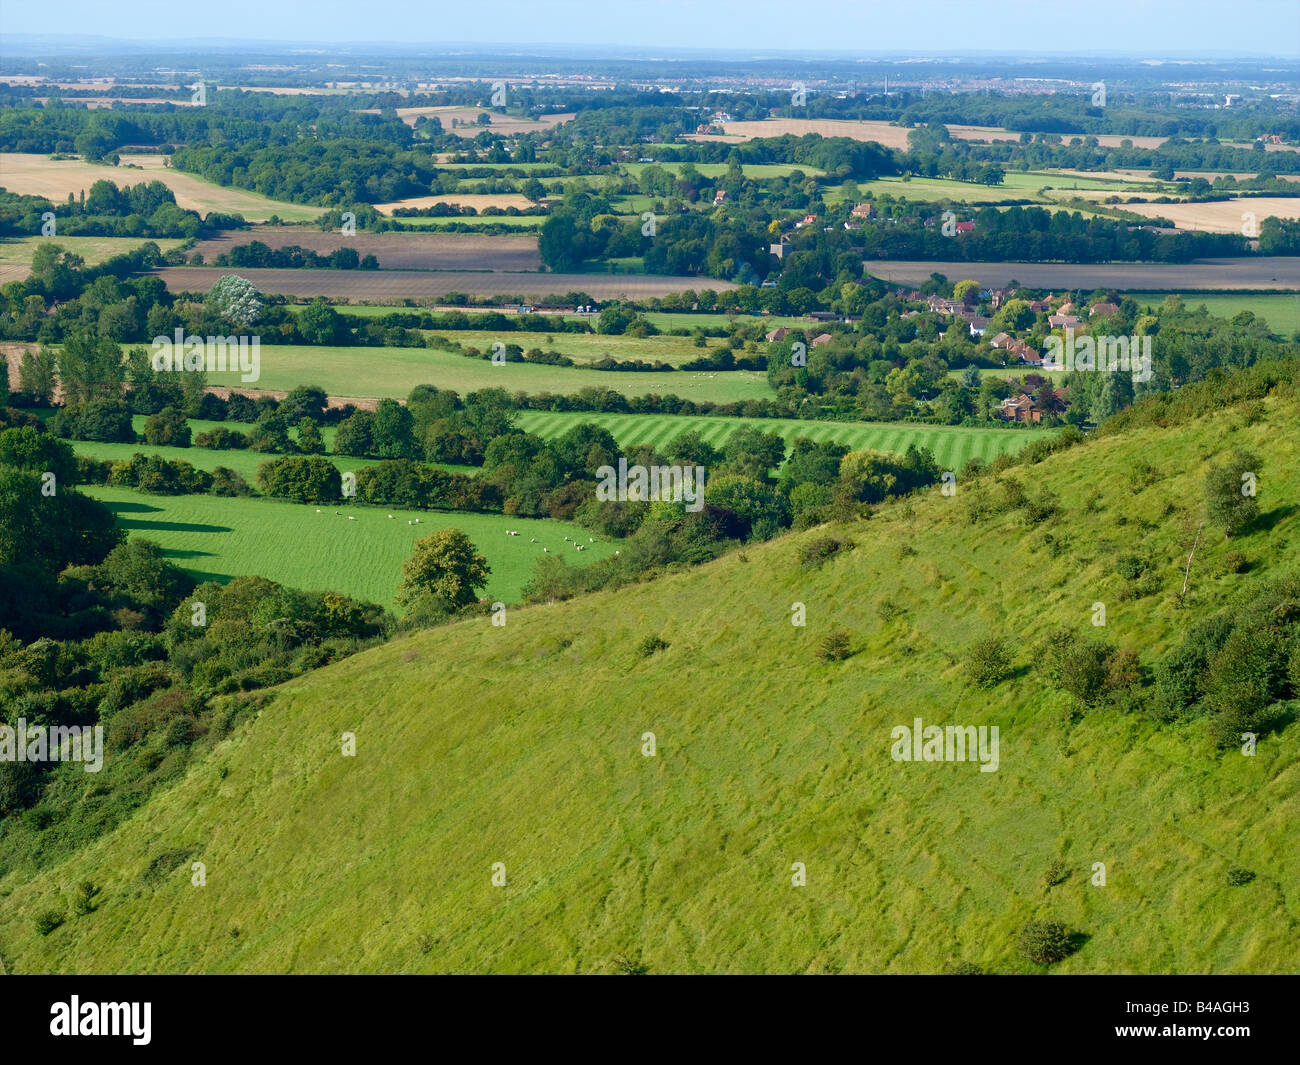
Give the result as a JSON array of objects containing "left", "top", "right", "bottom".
[{"left": 0, "top": 0, "right": 1297, "bottom": 59}]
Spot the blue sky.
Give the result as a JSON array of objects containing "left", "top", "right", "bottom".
[{"left": 1, "top": 0, "right": 1297, "bottom": 57}]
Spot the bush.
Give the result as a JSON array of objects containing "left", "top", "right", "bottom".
[
  {"left": 1043, "top": 859, "right": 1069, "bottom": 888},
  {"left": 143, "top": 406, "right": 191, "bottom": 447},
  {"left": 1016, "top": 919, "right": 1073, "bottom": 965},
  {"left": 34, "top": 908, "right": 66, "bottom": 936},
  {"left": 798, "top": 535, "right": 850, "bottom": 569},
  {"left": 943, "top": 961, "right": 984, "bottom": 975},
  {"left": 817, "top": 630, "right": 852, "bottom": 662},
  {"left": 965, "top": 635, "right": 1012, "bottom": 689},
  {"left": 194, "top": 426, "right": 248, "bottom": 450},
  {"left": 72, "top": 880, "right": 101, "bottom": 916},
  {"left": 1051, "top": 637, "right": 1117, "bottom": 706},
  {"left": 637, "top": 635, "right": 669, "bottom": 657},
  {"left": 1226, "top": 867, "right": 1255, "bottom": 886}
]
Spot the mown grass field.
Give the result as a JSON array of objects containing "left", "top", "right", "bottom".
[
  {"left": 1130, "top": 293, "right": 1300, "bottom": 336},
  {"left": 0, "top": 235, "right": 186, "bottom": 279},
  {"left": 6, "top": 391, "right": 1294, "bottom": 973},
  {"left": 516, "top": 411, "right": 1043, "bottom": 470},
  {"left": 82, "top": 486, "right": 616, "bottom": 606},
  {"left": 198, "top": 343, "right": 773, "bottom": 403},
  {"left": 424, "top": 329, "right": 719, "bottom": 366}
]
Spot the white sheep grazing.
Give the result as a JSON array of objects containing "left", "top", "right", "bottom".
[
  {"left": 588, "top": 537, "right": 594, "bottom": 542},
  {"left": 530, "top": 537, "right": 536, "bottom": 543},
  {"left": 543, "top": 547, "right": 548, "bottom": 552},
  {"left": 348, "top": 516, "right": 356, "bottom": 521},
  {"left": 408, "top": 520, "right": 413, "bottom": 525},
  {"left": 615, "top": 550, "right": 621, "bottom": 555},
  {"left": 315, "top": 509, "right": 321, "bottom": 513},
  {"left": 388, "top": 514, "right": 393, "bottom": 519}
]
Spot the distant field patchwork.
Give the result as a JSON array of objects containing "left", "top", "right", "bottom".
[
  {"left": 188, "top": 229, "right": 541, "bottom": 271},
  {"left": 151, "top": 267, "right": 738, "bottom": 301}
]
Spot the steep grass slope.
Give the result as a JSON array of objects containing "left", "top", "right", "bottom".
[{"left": 2, "top": 391, "right": 1296, "bottom": 974}]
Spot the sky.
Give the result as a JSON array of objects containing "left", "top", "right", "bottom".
[{"left": 1, "top": 0, "right": 1298, "bottom": 57}]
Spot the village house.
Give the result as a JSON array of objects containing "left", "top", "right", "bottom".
[
  {"left": 1048, "top": 313, "right": 1081, "bottom": 329},
  {"left": 850, "top": 202, "right": 877, "bottom": 219},
  {"left": 713, "top": 189, "right": 727, "bottom": 206},
  {"left": 962, "top": 314, "right": 991, "bottom": 337},
  {"left": 810, "top": 332, "right": 834, "bottom": 348},
  {"left": 764, "top": 326, "right": 790, "bottom": 343},
  {"left": 1089, "top": 302, "right": 1119, "bottom": 317},
  {"left": 996, "top": 394, "right": 1041, "bottom": 423},
  {"left": 989, "top": 331, "right": 1014, "bottom": 349},
  {"left": 769, "top": 242, "right": 787, "bottom": 260},
  {"left": 954, "top": 220, "right": 976, "bottom": 234},
  {"left": 794, "top": 214, "right": 818, "bottom": 229}
]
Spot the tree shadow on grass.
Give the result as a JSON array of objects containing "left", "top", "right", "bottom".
[
  {"left": 1065, "top": 931, "right": 1091, "bottom": 958},
  {"left": 120, "top": 518, "right": 233, "bottom": 534},
  {"left": 159, "top": 548, "right": 218, "bottom": 561},
  {"left": 180, "top": 570, "right": 235, "bottom": 585},
  {"left": 1252, "top": 504, "right": 1297, "bottom": 534},
  {"left": 101, "top": 500, "right": 163, "bottom": 515}
]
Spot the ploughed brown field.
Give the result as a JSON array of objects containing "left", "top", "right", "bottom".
[
  {"left": 188, "top": 229, "right": 541, "bottom": 271},
  {"left": 864, "top": 257, "right": 1300, "bottom": 291},
  {"left": 685, "top": 118, "right": 1171, "bottom": 150},
  {"left": 149, "top": 267, "right": 737, "bottom": 300}
]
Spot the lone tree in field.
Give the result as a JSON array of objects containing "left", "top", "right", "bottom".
[
  {"left": 206, "top": 274, "right": 263, "bottom": 329},
  {"left": 1204, "top": 449, "right": 1260, "bottom": 537},
  {"left": 398, "top": 528, "right": 490, "bottom": 614}
]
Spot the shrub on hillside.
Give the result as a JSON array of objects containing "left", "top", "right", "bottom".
[
  {"left": 1226, "top": 867, "right": 1255, "bottom": 886},
  {"left": 34, "top": 908, "right": 65, "bottom": 936},
  {"left": 1016, "top": 919, "right": 1074, "bottom": 965},
  {"left": 637, "top": 635, "right": 669, "bottom": 657},
  {"left": 798, "top": 535, "right": 850, "bottom": 569},
  {"left": 1204, "top": 449, "right": 1261, "bottom": 537},
  {"left": 964, "top": 635, "right": 1013, "bottom": 689},
  {"left": 817, "top": 630, "right": 853, "bottom": 662}
]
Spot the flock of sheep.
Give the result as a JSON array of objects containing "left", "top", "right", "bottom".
[{"left": 311, "top": 510, "right": 619, "bottom": 554}]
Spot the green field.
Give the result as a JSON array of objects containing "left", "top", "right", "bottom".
[
  {"left": 0, "top": 235, "right": 186, "bottom": 273},
  {"left": 1130, "top": 293, "right": 1300, "bottom": 336},
  {"left": 516, "top": 411, "right": 1044, "bottom": 470},
  {"left": 198, "top": 344, "right": 774, "bottom": 403},
  {"left": 427, "top": 329, "right": 712, "bottom": 366},
  {"left": 84, "top": 486, "right": 616, "bottom": 607},
  {"left": 8, "top": 389, "right": 1294, "bottom": 973}
]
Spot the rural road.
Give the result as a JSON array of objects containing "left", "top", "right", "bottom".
[{"left": 865, "top": 257, "right": 1300, "bottom": 291}]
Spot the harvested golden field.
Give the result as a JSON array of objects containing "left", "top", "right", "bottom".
[
  {"left": 188, "top": 228, "right": 540, "bottom": 271},
  {"left": 1122, "top": 197, "right": 1300, "bottom": 234},
  {"left": 0, "top": 152, "right": 319, "bottom": 222},
  {"left": 150, "top": 266, "right": 736, "bottom": 300},
  {"left": 373, "top": 192, "right": 535, "bottom": 214},
  {"left": 688, "top": 118, "right": 915, "bottom": 148}
]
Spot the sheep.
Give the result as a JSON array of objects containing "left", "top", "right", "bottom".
[
  {"left": 530, "top": 537, "right": 536, "bottom": 543},
  {"left": 315, "top": 509, "right": 322, "bottom": 513},
  {"left": 388, "top": 514, "right": 393, "bottom": 519},
  {"left": 543, "top": 547, "right": 548, "bottom": 552},
  {"left": 407, "top": 520, "right": 413, "bottom": 525},
  {"left": 348, "top": 516, "right": 356, "bottom": 521},
  {"left": 588, "top": 537, "right": 594, "bottom": 542}
]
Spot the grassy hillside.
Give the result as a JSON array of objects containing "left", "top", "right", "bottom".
[{"left": 2, "top": 385, "right": 1296, "bottom": 974}]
